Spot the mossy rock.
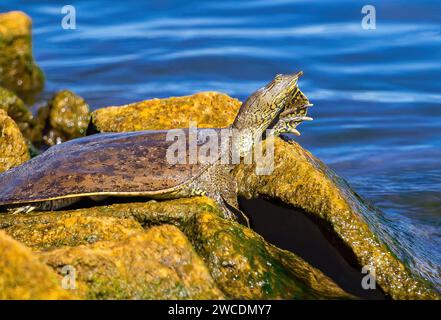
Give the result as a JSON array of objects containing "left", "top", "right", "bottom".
[
  {"left": 0, "top": 231, "right": 74, "bottom": 299},
  {"left": 0, "top": 109, "right": 30, "bottom": 173},
  {"left": 0, "top": 197, "right": 351, "bottom": 299},
  {"left": 0, "top": 213, "right": 144, "bottom": 250},
  {"left": 0, "top": 197, "right": 221, "bottom": 250},
  {"left": 0, "top": 11, "right": 44, "bottom": 103},
  {"left": 39, "top": 225, "right": 226, "bottom": 300},
  {"left": 184, "top": 212, "right": 353, "bottom": 299},
  {"left": 37, "top": 90, "right": 91, "bottom": 146},
  {"left": 91, "top": 91, "right": 240, "bottom": 132},
  {"left": 0, "top": 86, "right": 42, "bottom": 143}
]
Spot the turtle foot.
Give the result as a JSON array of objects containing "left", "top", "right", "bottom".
[{"left": 7, "top": 205, "right": 37, "bottom": 215}]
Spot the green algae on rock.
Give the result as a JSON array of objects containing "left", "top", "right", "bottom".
[
  {"left": 0, "top": 230, "right": 74, "bottom": 299},
  {"left": 233, "top": 136, "right": 439, "bottom": 300},
  {"left": 0, "top": 109, "right": 30, "bottom": 172},
  {"left": 38, "top": 90, "right": 91, "bottom": 146},
  {"left": 0, "top": 86, "right": 41, "bottom": 143},
  {"left": 184, "top": 212, "right": 352, "bottom": 300},
  {"left": 0, "top": 11, "right": 44, "bottom": 103},
  {"left": 0, "top": 197, "right": 220, "bottom": 250},
  {"left": 39, "top": 225, "right": 225, "bottom": 300},
  {"left": 91, "top": 91, "right": 240, "bottom": 132}
]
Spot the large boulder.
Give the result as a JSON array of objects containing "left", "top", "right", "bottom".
[
  {"left": 0, "top": 11, "right": 44, "bottom": 103},
  {"left": 0, "top": 109, "right": 29, "bottom": 172}
]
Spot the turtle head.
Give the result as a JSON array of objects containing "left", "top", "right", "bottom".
[{"left": 232, "top": 71, "right": 313, "bottom": 137}]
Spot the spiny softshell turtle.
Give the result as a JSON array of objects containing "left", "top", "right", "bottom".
[{"left": 0, "top": 72, "right": 312, "bottom": 222}]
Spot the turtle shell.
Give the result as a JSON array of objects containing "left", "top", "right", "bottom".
[{"left": 0, "top": 129, "right": 217, "bottom": 205}]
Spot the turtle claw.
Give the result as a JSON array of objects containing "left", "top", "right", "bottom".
[
  {"left": 8, "top": 205, "right": 37, "bottom": 215},
  {"left": 281, "top": 116, "right": 313, "bottom": 122},
  {"left": 290, "top": 128, "right": 301, "bottom": 136}
]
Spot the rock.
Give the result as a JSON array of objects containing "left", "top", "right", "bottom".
[
  {"left": 0, "top": 230, "right": 74, "bottom": 299},
  {"left": 39, "top": 225, "right": 225, "bottom": 299},
  {"left": 184, "top": 212, "right": 352, "bottom": 299},
  {"left": 39, "top": 90, "right": 91, "bottom": 146},
  {"left": 0, "top": 197, "right": 220, "bottom": 250},
  {"left": 0, "top": 11, "right": 44, "bottom": 103},
  {"left": 91, "top": 91, "right": 240, "bottom": 132},
  {"left": 0, "top": 86, "right": 40, "bottom": 142},
  {"left": 0, "top": 212, "right": 144, "bottom": 251},
  {"left": 233, "top": 136, "right": 439, "bottom": 299},
  {"left": 0, "top": 197, "right": 351, "bottom": 299},
  {"left": 0, "top": 109, "right": 29, "bottom": 172}
]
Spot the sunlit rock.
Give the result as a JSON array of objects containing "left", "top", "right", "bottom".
[
  {"left": 39, "top": 225, "right": 226, "bottom": 300},
  {"left": 0, "top": 11, "right": 44, "bottom": 103},
  {"left": 0, "top": 109, "right": 29, "bottom": 172},
  {"left": 37, "top": 90, "right": 90, "bottom": 146},
  {"left": 91, "top": 91, "right": 240, "bottom": 132},
  {"left": 0, "top": 231, "right": 74, "bottom": 299}
]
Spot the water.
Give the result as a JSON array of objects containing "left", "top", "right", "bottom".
[{"left": 2, "top": 0, "right": 440, "bottom": 287}]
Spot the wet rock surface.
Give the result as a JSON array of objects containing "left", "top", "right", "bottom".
[
  {"left": 0, "top": 11, "right": 44, "bottom": 103},
  {"left": 0, "top": 109, "right": 30, "bottom": 173}
]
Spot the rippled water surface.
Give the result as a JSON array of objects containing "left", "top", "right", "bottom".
[{"left": 2, "top": 0, "right": 440, "bottom": 287}]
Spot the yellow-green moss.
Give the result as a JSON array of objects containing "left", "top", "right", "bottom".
[
  {"left": 0, "top": 231, "right": 75, "bottom": 299},
  {"left": 0, "top": 197, "right": 220, "bottom": 250},
  {"left": 183, "top": 212, "right": 352, "bottom": 300},
  {"left": 39, "top": 225, "right": 225, "bottom": 299},
  {"left": 37, "top": 90, "right": 91, "bottom": 146},
  {"left": 0, "top": 11, "right": 44, "bottom": 103},
  {"left": 0, "top": 109, "right": 29, "bottom": 172},
  {"left": 91, "top": 91, "right": 240, "bottom": 132},
  {"left": 0, "top": 213, "right": 144, "bottom": 250}
]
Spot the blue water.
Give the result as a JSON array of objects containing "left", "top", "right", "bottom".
[{"left": 2, "top": 0, "right": 440, "bottom": 287}]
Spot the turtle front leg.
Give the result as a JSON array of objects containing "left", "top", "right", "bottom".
[
  {"left": 219, "top": 193, "right": 250, "bottom": 228},
  {"left": 218, "top": 174, "right": 250, "bottom": 227}
]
